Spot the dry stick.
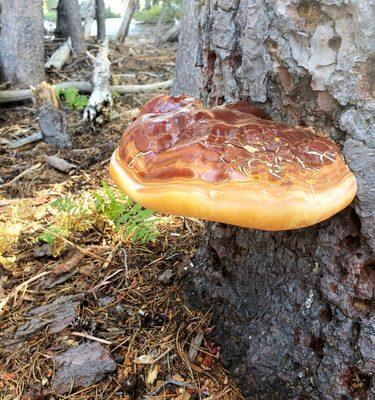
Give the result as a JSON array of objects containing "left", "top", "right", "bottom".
[
  {"left": 0, "top": 271, "right": 51, "bottom": 315},
  {"left": 0, "top": 163, "right": 42, "bottom": 188},
  {"left": 71, "top": 332, "right": 112, "bottom": 345},
  {"left": 8, "top": 131, "right": 43, "bottom": 149},
  {"left": 143, "top": 380, "right": 196, "bottom": 398},
  {"left": 0, "top": 81, "right": 173, "bottom": 104},
  {"left": 88, "top": 269, "right": 124, "bottom": 293},
  {"left": 135, "top": 347, "right": 173, "bottom": 365},
  {"left": 83, "top": 38, "right": 113, "bottom": 121}
]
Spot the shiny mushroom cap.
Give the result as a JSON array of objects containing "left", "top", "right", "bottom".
[{"left": 109, "top": 95, "right": 357, "bottom": 230}]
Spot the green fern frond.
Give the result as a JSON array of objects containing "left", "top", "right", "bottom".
[{"left": 57, "top": 87, "right": 89, "bottom": 111}]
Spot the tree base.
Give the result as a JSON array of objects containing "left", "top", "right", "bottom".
[{"left": 184, "top": 208, "right": 374, "bottom": 399}]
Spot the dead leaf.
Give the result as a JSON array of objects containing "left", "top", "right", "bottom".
[
  {"left": 146, "top": 365, "right": 158, "bottom": 385},
  {"left": 171, "top": 374, "right": 185, "bottom": 382},
  {"left": 174, "top": 388, "right": 191, "bottom": 400},
  {"left": 135, "top": 354, "right": 155, "bottom": 364},
  {"left": 45, "top": 155, "right": 77, "bottom": 173},
  {"left": 188, "top": 332, "right": 204, "bottom": 361}
]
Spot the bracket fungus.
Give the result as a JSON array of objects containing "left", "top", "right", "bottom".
[{"left": 109, "top": 95, "right": 357, "bottom": 230}]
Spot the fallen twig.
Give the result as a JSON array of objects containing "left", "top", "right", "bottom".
[
  {"left": 83, "top": 38, "right": 113, "bottom": 121},
  {"left": 135, "top": 347, "right": 172, "bottom": 365},
  {"left": 0, "top": 271, "right": 51, "bottom": 315},
  {"left": 0, "top": 80, "right": 173, "bottom": 104},
  {"left": 0, "top": 163, "right": 42, "bottom": 188},
  {"left": 143, "top": 380, "right": 196, "bottom": 398},
  {"left": 8, "top": 131, "right": 43, "bottom": 149},
  {"left": 88, "top": 269, "right": 123, "bottom": 293},
  {"left": 71, "top": 332, "right": 112, "bottom": 345}
]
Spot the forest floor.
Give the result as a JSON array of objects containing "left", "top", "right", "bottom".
[{"left": 0, "top": 37, "right": 243, "bottom": 400}]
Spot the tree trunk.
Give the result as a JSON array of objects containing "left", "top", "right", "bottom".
[
  {"left": 145, "top": 0, "right": 151, "bottom": 10},
  {"left": 95, "top": 0, "right": 106, "bottom": 41},
  {"left": 83, "top": 0, "right": 96, "bottom": 40},
  {"left": 56, "top": 0, "right": 69, "bottom": 38},
  {"left": 157, "top": 21, "right": 180, "bottom": 45},
  {"left": 135, "top": 0, "right": 140, "bottom": 13},
  {"left": 63, "top": 0, "right": 85, "bottom": 55},
  {"left": 115, "top": 0, "right": 137, "bottom": 43},
  {"left": 173, "top": 0, "right": 375, "bottom": 399},
  {"left": 154, "top": 0, "right": 167, "bottom": 42},
  {"left": 0, "top": 0, "right": 44, "bottom": 86}
]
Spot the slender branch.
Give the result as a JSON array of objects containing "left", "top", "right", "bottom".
[{"left": 0, "top": 81, "right": 173, "bottom": 104}]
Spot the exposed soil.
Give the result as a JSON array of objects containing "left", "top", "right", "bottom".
[{"left": 0, "top": 36, "right": 243, "bottom": 400}]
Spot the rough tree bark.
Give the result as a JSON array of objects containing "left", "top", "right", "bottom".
[
  {"left": 56, "top": 0, "right": 70, "bottom": 38},
  {"left": 115, "top": 0, "right": 137, "bottom": 43},
  {"left": 63, "top": 0, "right": 85, "bottom": 55},
  {"left": 173, "top": 0, "right": 375, "bottom": 399},
  {"left": 0, "top": 0, "right": 44, "bottom": 86},
  {"left": 95, "top": 0, "right": 106, "bottom": 41}
]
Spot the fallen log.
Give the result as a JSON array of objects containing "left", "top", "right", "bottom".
[
  {"left": 45, "top": 38, "right": 72, "bottom": 70},
  {"left": 0, "top": 80, "right": 173, "bottom": 104},
  {"left": 83, "top": 39, "right": 113, "bottom": 121},
  {"left": 158, "top": 22, "right": 181, "bottom": 44}
]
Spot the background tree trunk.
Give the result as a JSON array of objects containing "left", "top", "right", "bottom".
[
  {"left": 154, "top": 0, "right": 167, "bottom": 42},
  {"left": 0, "top": 0, "right": 44, "bottom": 86},
  {"left": 115, "top": 0, "right": 137, "bottom": 43},
  {"left": 83, "top": 0, "right": 96, "bottom": 40},
  {"left": 145, "top": 0, "right": 151, "bottom": 10},
  {"left": 56, "top": 0, "right": 70, "bottom": 38},
  {"left": 135, "top": 0, "right": 140, "bottom": 14},
  {"left": 63, "top": 0, "right": 85, "bottom": 55},
  {"left": 95, "top": 0, "right": 106, "bottom": 41},
  {"left": 173, "top": 0, "right": 375, "bottom": 399}
]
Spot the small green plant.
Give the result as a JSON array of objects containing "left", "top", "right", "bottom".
[
  {"left": 56, "top": 87, "right": 88, "bottom": 111},
  {"left": 51, "top": 196, "right": 89, "bottom": 217},
  {"left": 39, "top": 225, "right": 69, "bottom": 247},
  {"left": 39, "top": 195, "right": 93, "bottom": 253},
  {"left": 94, "top": 182, "right": 159, "bottom": 243},
  {"left": 39, "top": 183, "right": 158, "bottom": 252}
]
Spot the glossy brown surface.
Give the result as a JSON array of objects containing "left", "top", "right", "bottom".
[
  {"left": 110, "top": 95, "right": 357, "bottom": 230},
  {"left": 119, "top": 95, "right": 346, "bottom": 188}
]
